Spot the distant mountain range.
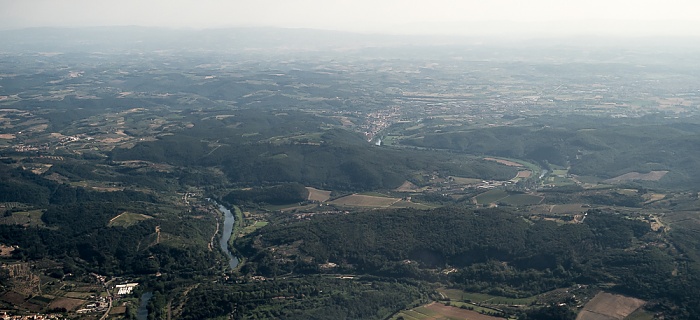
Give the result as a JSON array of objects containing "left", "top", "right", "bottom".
[{"left": 2, "top": 26, "right": 700, "bottom": 54}]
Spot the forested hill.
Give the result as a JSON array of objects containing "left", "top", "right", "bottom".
[
  {"left": 110, "top": 110, "right": 517, "bottom": 191},
  {"left": 401, "top": 115, "right": 700, "bottom": 189},
  {"left": 236, "top": 207, "right": 700, "bottom": 317},
  {"left": 0, "top": 162, "right": 218, "bottom": 276}
]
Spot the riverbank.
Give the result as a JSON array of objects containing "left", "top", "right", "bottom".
[{"left": 216, "top": 203, "right": 239, "bottom": 269}]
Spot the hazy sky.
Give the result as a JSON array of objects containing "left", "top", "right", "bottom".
[{"left": 2, "top": 0, "right": 700, "bottom": 36}]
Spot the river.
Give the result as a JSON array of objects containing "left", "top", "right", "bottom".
[
  {"left": 135, "top": 203, "right": 236, "bottom": 319},
  {"left": 136, "top": 292, "right": 152, "bottom": 320},
  {"left": 217, "top": 203, "right": 239, "bottom": 269}
]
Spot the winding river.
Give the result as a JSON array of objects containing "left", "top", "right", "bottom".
[
  {"left": 217, "top": 203, "right": 239, "bottom": 269},
  {"left": 136, "top": 292, "right": 152, "bottom": 320},
  {"left": 136, "top": 202, "right": 236, "bottom": 320}
]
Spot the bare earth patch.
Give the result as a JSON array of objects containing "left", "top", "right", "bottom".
[
  {"left": 330, "top": 194, "right": 400, "bottom": 207},
  {"left": 108, "top": 212, "right": 153, "bottom": 227},
  {"left": 101, "top": 137, "right": 129, "bottom": 143},
  {"left": 484, "top": 157, "right": 523, "bottom": 167},
  {"left": 0, "top": 291, "right": 26, "bottom": 306},
  {"left": 546, "top": 204, "right": 588, "bottom": 214},
  {"left": 306, "top": 187, "right": 332, "bottom": 202},
  {"left": 604, "top": 171, "right": 669, "bottom": 183},
  {"left": 0, "top": 244, "right": 15, "bottom": 257},
  {"left": 395, "top": 180, "right": 420, "bottom": 192},
  {"left": 48, "top": 297, "right": 86, "bottom": 312},
  {"left": 643, "top": 193, "right": 666, "bottom": 204},
  {"left": 576, "top": 292, "right": 645, "bottom": 320},
  {"left": 29, "top": 124, "right": 48, "bottom": 132},
  {"left": 0, "top": 133, "right": 15, "bottom": 139},
  {"left": 110, "top": 306, "right": 127, "bottom": 314},
  {"left": 423, "top": 302, "right": 505, "bottom": 320},
  {"left": 516, "top": 170, "right": 532, "bottom": 178}
]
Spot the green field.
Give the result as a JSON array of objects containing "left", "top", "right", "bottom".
[
  {"left": 241, "top": 221, "right": 269, "bottom": 235},
  {"left": 382, "top": 135, "right": 401, "bottom": 146},
  {"left": 108, "top": 212, "right": 153, "bottom": 227},
  {"left": 552, "top": 169, "right": 568, "bottom": 176},
  {"left": 451, "top": 177, "right": 483, "bottom": 185},
  {"left": 625, "top": 308, "right": 655, "bottom": 320},
  {"left": 358, "top": 191, "right": 392, "bottom": 197},
  {"left": 390, "top": 201, "right": 436, "bottom": 209},
  {"left": 474, "top": 190, "right": 543, "bottom": 206},
  {"left": 500, "top": 194, "right": 544, "bottom": 206},
  {"left": 438, "top": 288, "right": 537, "bottom": 306},
  {"left": 547, "top": 176, "right": 576, "bottom": 186},
  {"left": 474, "top": 189, "right": 509, "bottom": 205},
  {"left": 392, "top": 307, "right": 437, "bottom": 320},
  {"left": 0, "top": 209, "right": 45, "bottom": 227},
  {"left": 448, "top": 301, "right": 501, "bottom": 314}
]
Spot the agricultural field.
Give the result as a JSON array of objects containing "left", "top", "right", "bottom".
[
  {"left": 474, "top": 190, "right": 543, "bottom": 206},
  {"left": 484, "top": 158, "right": 523, "bottom": 167},
  {"left": 474, "top": 189, "right": 509, "bottom": 205},
  {"left": 642, "top": 193, "right": 665, "bottom": 204},
  {"left": 240, "top": 221, "right": 269, "bottom": 236},
  {"left": 604, "top": 171, "right": 669, "bottom": 183},
  {"left": 624, "top": 308, "right": 655, "bottom": 320},
  {"left": 449, "top": 177, "right": 483, "bottom": 185},
  {"left": 306, "top": 187, "right": 332, "bottom": 202},
  {"left": 0, "top": 209, "right": 45, "bottom": 227},
  {"left": 64, "top": 292, "right": 94, "bottom": 299},
  {"left": 515, "top": 170, "right": 531, "bottom": 179},
  {"left": 395, "top": 180, "right": 422, "bottom": 192},
  {"left": 546, "top": 203, "right": 589, "bottom": 214},
  {"left": 329, "top": 194, "right": 401, "bottom": 207},
  {"left": 546, "top": 175, "right": 577, "bottom": 186},
  {"left": 576, "top": 292, "right": 645, "bottom": 320},
  {"left": 390, "top": 201, "right": 435, "bottom": 209},
  {"left": 500, "top": 194, "right": 544, "bottom": 206},
  {"left": 438, "top": 288, "right": 537, "bottom": 306},
  {"left": 392, "top": 302, "right": 506, "bottom": 320},
  {"left": 108, "top": 211, "right": 153, "bottom": 227},
  {"left": 551, "top": 169, "right": 569, "bottom": 176},
  {"left": 110, "top": 306, "right": 127, "bottom": 315},
  {"left": 47, "top": 297, "right": 86, "bottom": 312},
  {"left": 660, "top": 210, "right": 700, "bottom": 232}
]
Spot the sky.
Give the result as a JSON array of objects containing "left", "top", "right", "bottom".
[{"left": 2, "top": 0, "right": 700, "bottom": 36}]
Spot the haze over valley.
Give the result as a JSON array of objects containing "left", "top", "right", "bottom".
[{"left": 1, "top": 12, "right": 700, "bottom": 320}]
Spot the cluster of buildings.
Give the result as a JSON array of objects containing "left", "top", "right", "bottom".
[
  {"left": 115, "top": 283, "right": 138, "bottom": 295},
  {"left": 12, "top": 144, "right": 49, "bottom": 153},
  {"left": 293, "top": 209, "right": 349, "bottom": 220},
  {"left": 75, "top": 297, "right": 110, "bottom": 315},
  {"left": 0, "top": 313, "right": 64, "bottom": 320}
]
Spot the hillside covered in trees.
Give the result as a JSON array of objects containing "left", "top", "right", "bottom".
[{"left": 235, "top": 207, "right": 700, "bottom": 317}]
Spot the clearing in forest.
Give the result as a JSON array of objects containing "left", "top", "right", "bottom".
[
  {"left": 330, "top": 194, "right": 400, "bottom": 207},
  {"left": 604, "top": 171, "right": 668, "bottom": 183},
  {"left": 393, "top": 302, "right": 506, "bottom": 320},
  {"left": 48, "top": 297, "right": 87, "bottom": 312},
  {"left": 576, "top": 292, "right": 645, "bottom": 320},
  {"left": 484, "top": 157, "right": 523, "bottom": 167},
  {"left": 108, "top": 212, "right": 153, "bottom": 227},
  {"left": 474, "top": 189, "right": 509, "bottom": 205},
  {"left": 395, "top": 180, "right": 420, "bottom": 192},
  {"left": 306, "top": 187, "right": 332, "bottom": 202}
]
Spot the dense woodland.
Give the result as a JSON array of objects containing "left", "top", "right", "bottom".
[
  {"left": 110, "top": 111, "right": 517, "bottom": 191},
  {"left": 223, "top": 183, "right": 309, "bottom": 206},
  {"left": 0, "top": 163, "right": 219, "bottom": 276},
  {"left": 402, "top": 115, "right": 700, "bottom": 189},
  {"left": 179, "top": 277, "right": 429, "bottom": 320},
  {"left": 236, "top": 207, "right": 700, "bottom": 318}
]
